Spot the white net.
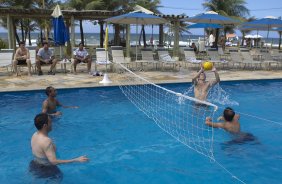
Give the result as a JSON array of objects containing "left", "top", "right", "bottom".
[{"left": 117, "top": 64, "right": 218, "bottom": 159}]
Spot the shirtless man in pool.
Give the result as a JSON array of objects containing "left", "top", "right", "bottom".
[
  {"left": 192, "top": 66, "right": 220, "bottom": 102},
  {"left": 42, "top": 86, "right": 78, "bottom": 116},
  {"left": 31, "top": 113, "right": 89, "bottom": 166}
]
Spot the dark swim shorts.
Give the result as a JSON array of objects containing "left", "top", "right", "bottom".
[{"left": 29, "top": 160, "right": 63, "bottom": 180}]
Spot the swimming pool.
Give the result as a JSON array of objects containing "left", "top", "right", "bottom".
[{"left": 0, "top": 80, "right": 281, "bottom": 183}]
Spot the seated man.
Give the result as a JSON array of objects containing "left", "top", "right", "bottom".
[
  {"left": 36, "top": 42, "right": 58, "bottom": 75},
  {"left": 73, "top": 43, "right": 91, "bottom": 74},
  {"left": 190, "top": 42, "right": 198, "bottom": 54},
  {"left": 42, "top": 86, "right": 78, "bottom": 117},
  {"left": 205, "top": 107, "right": 240, "bottom": 134},
  {"left": 13, "top": 41, "right": 32, "bottom": 76}
]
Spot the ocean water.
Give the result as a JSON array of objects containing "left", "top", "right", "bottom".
[
  {"left": 0, "top": 32, "right": 280, "bottom": 47},
  {"left": 0, "top": 80, "right": 281, "bottom": 183}
]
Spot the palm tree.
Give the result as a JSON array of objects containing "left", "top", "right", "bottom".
[
  {"left": 67, "top": 0, "right": 103, "bottom": 45},
  {"left": 238, "top": 16, "right": 256, "bottom": 46},
  {"left": 202, "top": 0, "right": 249, "bottom": 45},
  {"left": 133, "top": 0, "right": 161, "bottom": 47}
]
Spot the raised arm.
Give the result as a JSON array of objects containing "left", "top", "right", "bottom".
[
  {"left": 192, "top": 66, "right": 204, "bottom": 85},
  {"left": 205, "top": 117, "right": 225, "bottom": 129},
  {"left": 44, "top": 140, "right": 89, "bottom": 165},
  {"left": 209, "top": 66, "right": 220, "bottom": 86},
  {"left": 56, "top": 99, "right": 78, "bottom": 109}
]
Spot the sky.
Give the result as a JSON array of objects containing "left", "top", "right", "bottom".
[
  {"left": 159, "top": 0, "right": 282, "bottom": 37},
  {"left": 1, "top": 0, "right": 282, "bottom": 38}
]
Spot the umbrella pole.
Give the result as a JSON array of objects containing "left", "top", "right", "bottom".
[
  {"left": 99, "top": 24, "right": 112, "bottom": 84},
  {"left": 136, "top": 19, "right": 138, "bottom": 62},
  {"left": 266, "top": 25, "right": 270, "bottom": 50}
]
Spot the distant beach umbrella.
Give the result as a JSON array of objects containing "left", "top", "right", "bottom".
[
  {"left": 183, "top": 11, "right": 239, "bottom": 48},
  {"left": 182, "top": 11, "right": 240, "bottom": 25},
  {"left": 105, "top": 12, "right": 167, "bottom": 25},
  {"left": 187, "top": 23, "right": 223, "bottom": 29},
  {"left": 105, "top": 12, "right": 167, "bottom": 61},
  {"left": 241, "top": 16, "right": 282, "bottom": 48},
  {"left": 187, "top": 23, "right": 223, "bottom": 46}
]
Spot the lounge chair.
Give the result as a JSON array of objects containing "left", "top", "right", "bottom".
[
  {"left": 229, "top": 49, "right": 243, "bottom": 69},
  {"left": 240, "top": 49, "right": 262, "bottom": 70},
  {"left": 218, "top": 46, "right": 230, "bottom": 61},
  {"left": 95, "top": 48, "right": 113, "bottom": 71},
  {"left": 206, "top": 48, "right": 228, "bottom": 69},
  {"left": 183, "top": 47, "right": 201, "bottom": 68},
  {"left": 0, "top": 50, "right": 13, "bottom": 73},
  {"left": 132, "top": 46, "right": 149, "bottom": 71},
  {"left": 260, "top": 49, "right": 280, "bottom": 70},
  {"left": 140, "top": 48, "right": 159, "bottom": 70},
  {"left": 157, "top": 48, "right": 178, "bottom": 71},
  {"left": 111, "top": 46, "right": 131, "bottom": 72}
]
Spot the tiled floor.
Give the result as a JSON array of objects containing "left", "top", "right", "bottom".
[{"left": 1, "top": 66, "right": 282, "bottom": 92}]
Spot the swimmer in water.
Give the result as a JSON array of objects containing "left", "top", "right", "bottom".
[{"left": 42, "top": 86, "right": 78, "bottom": 116}]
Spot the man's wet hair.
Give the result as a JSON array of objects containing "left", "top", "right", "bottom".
[
  {"left": 223, "top": 107, "right": 235, "bottom": 122},
  {"left": 45, "top": 86, "right": 54, "bottom": 96},
  {"left": 79, "top": 42, "right": 83, "bottom": 46},
  {"left": 34, "top": 113, "right": 49, "bottom": 130}
]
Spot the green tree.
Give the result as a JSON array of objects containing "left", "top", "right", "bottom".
[
  {"left": 67, "top": 0, "right": 103, "bottom": 45},
  {"left": 202, "top": 0, "right": 249, "bottom": 45}
]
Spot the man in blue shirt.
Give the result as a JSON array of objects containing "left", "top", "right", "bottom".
[{"left": 36, "top": 42, "right": 58, "bottom": 75}]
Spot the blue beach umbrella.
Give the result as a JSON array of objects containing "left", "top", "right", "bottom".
[
  {"left": 187, "top": 23, "right": 223, "bottom": 46},
  {"left": 183, "top": 11, "right": 240, "bottom": 48},
  {"left": 105, "top": 12, "right": 167, "bottom": 25},
  {"left": 183, "top": 11, "right": 240, "bottom": 25},
  {"left": 105, "top": 12, "right": 167, "bottom": 61},
  {"left": 187, "top": 23, "right": 223, "bottom": 29},
  {"left": 51, "top": 4, "right": 69, "bottom": 59},
  {"left": 241, "top": 16, "right": 282, "bottom": 47}
]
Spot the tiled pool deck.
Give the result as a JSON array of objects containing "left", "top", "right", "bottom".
[{"left": 0, "top": 67, "right": 282, "bottom": 92}]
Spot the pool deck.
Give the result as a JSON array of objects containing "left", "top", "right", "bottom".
[{"left": 1, "top": 67, "right": 282, "bottom": 92}]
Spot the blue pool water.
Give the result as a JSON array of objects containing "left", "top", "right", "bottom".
[{"left": 0, "top": 80, "right": 282, "bottom": 184}]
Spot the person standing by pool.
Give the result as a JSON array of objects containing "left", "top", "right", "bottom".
[
  {"left": 42, "top": 86, "right": 78, "bottom": 116},
  {"left": 192, "top": 65, "right": 220, "bottom": 101},
  {"left": 30, "top": 113, "right": 89, "bottom": 179}
]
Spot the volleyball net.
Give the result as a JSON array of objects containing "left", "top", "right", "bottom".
[{"left": 116, "top": 63, "right": 218, "bottom": 160}]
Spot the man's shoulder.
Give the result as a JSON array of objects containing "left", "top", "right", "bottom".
[{"left": 37, "top": 48, "right": 44, "bottom": 54}]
